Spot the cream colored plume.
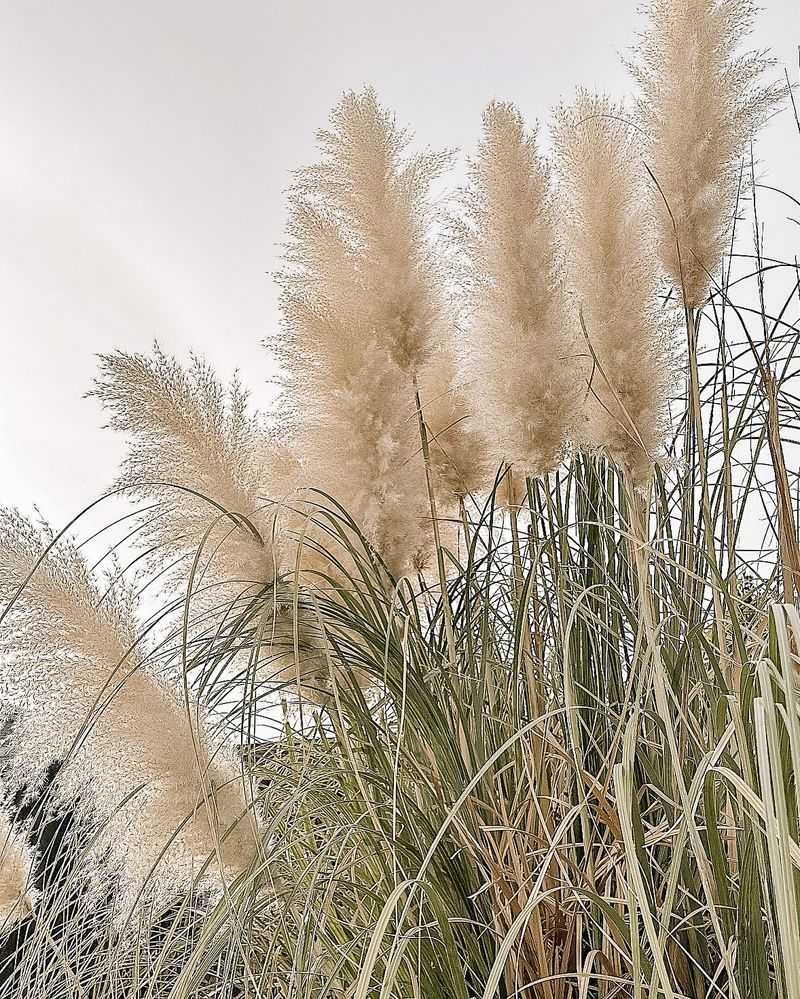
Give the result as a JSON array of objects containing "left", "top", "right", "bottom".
[
  {"left": 0, "top": 807, "right": 35, "bottom": 929},
  {"left": 0, "top": 509, "right": 259, "bottom": 916},
  {"left": 91, "top": 344, "right": 281, "bottom": 595},
  {"left": 417, "top": 341, "right": 488, "bottom": 504},
  {"left": 553, "top": 92, "right": 672, "bottom": 486},
  {"left": 457, "top": 101, "right": 583, "bottom": 500},
  {"left": 630, "top": 0, "right": 783, "bottom": 307},
  {"left": 90, "top": 346, "right": 329, "bottom": 694},
  {"left": 275, "top": 88, "right": 453, "bottom": 578}
]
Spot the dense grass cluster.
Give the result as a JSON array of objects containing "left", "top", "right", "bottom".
[{"left": 1, "top": 0, "right": 799, "bottom": 996}]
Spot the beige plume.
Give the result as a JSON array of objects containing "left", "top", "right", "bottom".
[
  {"left": 629, "top": 0, "right": 783, "bottom": 307},
  {"left": 457, "top": 101, "right": 584, "bottom": 501},
  {"left": 553, "top": 92, "right": 672, "bottom": 487},
  {"left": 275, "top": 88, "right": 452, "bottom": 578},
  {"left": 0, "top": 509, "right": 258, "bottom": 917},
  {"left": 0, "top": 807, "right": 35, "bottom": 929},
  {"left": 90, "top": 345, "right": 280, "bottom": 594},
  {"left": 417, "top": 341, "right": 488, "bottom": 504},
  {"left": 90, "top": 346, "right": 327, "bottom": 697}
]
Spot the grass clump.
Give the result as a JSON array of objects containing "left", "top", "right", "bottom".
[{"left": 0, "top": 0, "right": 798, "bottom": 996}]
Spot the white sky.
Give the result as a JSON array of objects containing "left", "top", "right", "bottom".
[{"left": 1, "top": 0, "right": 798, "bottom": 532}]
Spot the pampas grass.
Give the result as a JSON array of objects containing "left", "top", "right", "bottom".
[
  {"left": 416, "top": 342, "right": 488, "bottom": 504},
  {"left": 90, "top": 344, "right": 280, "bottom": 595},
  {"left": 275, "top": 88, "right": 457, "bottom": 577},
  {"left": 630, "top": 0, "right": 784, "bottom": 307},
  {"left": 0, "top": 1, "right": 798, "bottom": 995},
  {"left": 90, "top": 345, "right": 330, "bottom": 700},
  {"left": 457, "top": 101, "right": 583, "bottom": 498},
  {"left": 0, "top": 508, "right": 258, "bottom": 918},
  {"left": 553, "top": 90, "right": 673, "bottom": 486},
  {"left": 0, "top": 809, "right": 34, "bottom": 930}
]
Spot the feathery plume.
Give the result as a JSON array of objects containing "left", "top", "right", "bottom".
[
  {"left": 417, "top": 342, "right": 488, "bottom": 504},
  {"left": 90, "top": 345, "right": 279, "bottom": 593},
  {"left": 0, "top": 808, "right": 35, "bottom": 929},
  {"left": 90, "top": 346, "right": 328, "bottom": 696},
  {"left": 552, "top": 92, "right": 672, "bottom": 486},
  {"left": 457, "top": 101, "right": 583, "bottom": 500},
  {"left": 0, "top": 509, "right": 258, "bottom": 916},
  {"left": 275, "top": 88, "right": 450, "bottom": 577},
  {"left": 630, "top": 0, "right": 783, "bottom": 306}
]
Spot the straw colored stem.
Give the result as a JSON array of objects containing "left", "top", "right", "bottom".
[{"left": 686, "top": 307, "right": 731, "bottom": 674}]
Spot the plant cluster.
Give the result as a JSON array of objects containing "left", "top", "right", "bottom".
[{"left": 0, "top": 1, "right": 797, "bottom": 996}]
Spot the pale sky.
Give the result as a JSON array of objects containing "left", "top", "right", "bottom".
[{"left": 2, "top": 0, "right": 798, "bottom": 532}]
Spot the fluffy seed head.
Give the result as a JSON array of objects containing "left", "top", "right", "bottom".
[
  {"left": 0, "top": 509, "right": 258, "bottom": 916},
  {"left": 91, "top": 347, "right": 333, "bottom": 698},
  {"left": 417, "top": 342, "right": 488, "bottom": 503},
  {"left": 275, "top": 89, "right": 450, "bottom": 576},
  {"left": 0, "top": 807, "right": 35, "bottom": 928},
  {"left": 630, "top": 0, "right": 784, "bottom": 306},
  {"left": 553, "top": 92, "right": 673, "bottom": 486},
  {"left": 90, "top": 344, "right": 280, "bottom": 594},
  {"left": 458, "top": 101, "right": 584, "bottom": 493}
]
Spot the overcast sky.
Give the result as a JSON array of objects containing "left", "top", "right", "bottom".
[{"left": 2, "top": 0, "right": 798, "bottom": 531}]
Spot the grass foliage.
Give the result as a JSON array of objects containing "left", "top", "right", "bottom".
[
  {"left": 3, "top": 260, "right": 799, "bottom": 996},
  {"left": 1, "top": 2, "right": 800, "bottom": 996}
]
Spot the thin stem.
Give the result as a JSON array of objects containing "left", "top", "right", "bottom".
[
  {"left": 686, "top": 307, "right": 730, "bottom": 678},
  {"left": 413, "top": 380, "right": 457, "bottom": 671}
]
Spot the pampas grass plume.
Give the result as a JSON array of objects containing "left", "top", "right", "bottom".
[
  {"left": 417, "top": 342, "right": 488, "bottom": 504},
  {"left": 276, "top": 88, "right": 452, "bottom": 576},
  {"left": 553, "top": 91, "right": 672, "bottom": 486},
  {"left": 91, "top": 346, "right": 332, "bottom": 695},
  {"left": 0, "top": 808, "right": 35, "bottom": 928},
  {"left": 630, "top": 0, "right": 784, "bottom": 307},
  {"left": 0, "top": 509, "right": 258, "bottom": 915},
  {"left": 458, "top": 101, "right": 583, "bottom": 499},
  {"left": 91, "top": 344, "right": 280, "bottom": 593}
]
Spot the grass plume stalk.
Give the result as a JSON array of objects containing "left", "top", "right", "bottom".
[
  {"left": 412, "top": 380, "right": 457, "bottom": 670},
  {"left": 629, "top": 0, "right": 787, "bottom": 670}
]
